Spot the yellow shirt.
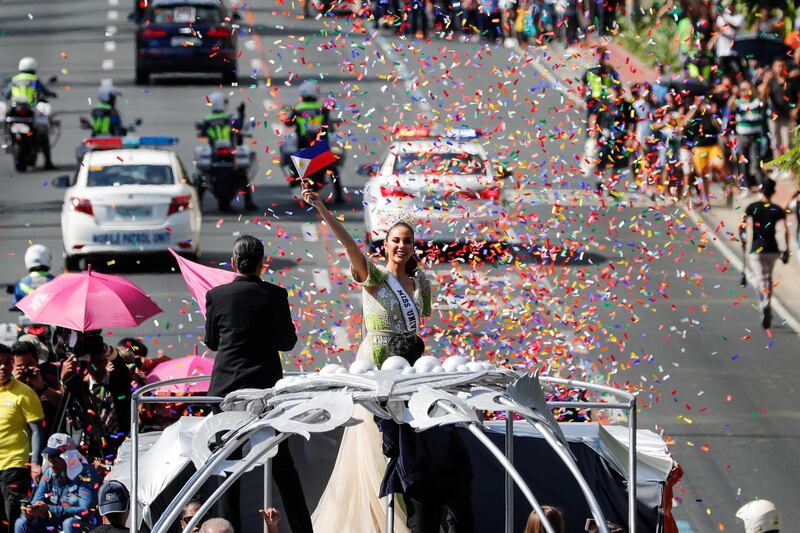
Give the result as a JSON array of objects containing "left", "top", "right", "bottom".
[{"left": 0, "top": 378, "right": 44, "bottom": 470}]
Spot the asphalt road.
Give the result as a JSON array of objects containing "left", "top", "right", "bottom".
[{"left": 1, "top": 0, "right": 799, "bottom": 530}]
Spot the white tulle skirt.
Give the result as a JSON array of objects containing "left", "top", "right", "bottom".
[{"left": 310, "top": 405, "right": 409, "bottom": 533}]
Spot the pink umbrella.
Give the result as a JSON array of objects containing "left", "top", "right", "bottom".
[
  {"left": 168, "top": 249, "right": 236, "bottom": 318},
  {"left": 145, "top": 353, "right": 215, "bottom": 394},
  {"left": 16, "top": 268, "right": 161, "bottom": 332}
]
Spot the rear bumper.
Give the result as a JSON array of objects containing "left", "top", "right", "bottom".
[
  {"left": 62, "top": 211, "right": 200, "bottom": 255},
  {"left": 137, "top": 48, "right": 236, "bottom": 72}
]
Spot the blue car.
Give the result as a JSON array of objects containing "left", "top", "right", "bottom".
[{"left": 135, "top": 0, "right": 240, "bottom": 84}]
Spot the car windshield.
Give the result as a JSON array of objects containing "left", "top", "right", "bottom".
[
  {"left": 394, "top": 152, "right": 485, "bottom": 175},
  {"left": 87, "top": 165, "right": 175, "bottom": 187},
  {"left": 151, "top": 5, "right": 223, "bottom": 24}
]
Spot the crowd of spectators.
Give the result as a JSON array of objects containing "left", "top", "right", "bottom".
[
  {"left": 0, "top": 331, "right": 253, "bottom": 533},
  {"left": 576, "top": 2, "right": 800, "bottom": 226}
]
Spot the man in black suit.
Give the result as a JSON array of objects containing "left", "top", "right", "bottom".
[{"left": 205, "top": 235, "right": 313, "bottom": 533}]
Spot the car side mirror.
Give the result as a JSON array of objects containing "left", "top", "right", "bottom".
[
  {"left": 79, "top": 117, "right": 91, "bottom": 130},
  {"left": 357, "top": 163, "right": 377, "bottom": 176},
  {"left": 52, "top": 175, "right": 72, "bottom": 188}
]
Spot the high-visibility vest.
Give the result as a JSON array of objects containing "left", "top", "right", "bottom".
[
  {"left": 203, "top": 112, "right": 233, "bottom": 142},
  {"left": 9, "top": 73, "right": 39, "bottom": 105},
  {"left": 585, "top": 68, "right": 615, "bottom": 100},
  {"left": 293, "top": 101, "right": 326, "bottom": 138},
  {"left": 91, "top": 103, "right": 114, "bottom": 135}
]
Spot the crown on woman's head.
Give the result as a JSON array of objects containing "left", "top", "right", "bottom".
[{"left": 386, "top": 212, "right": 416, "bottom": 231}]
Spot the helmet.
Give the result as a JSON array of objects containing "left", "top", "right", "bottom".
[
  {"left": 97, "top": 84, "right": 120, "bottom": 104},
  {"left": 24, "top": 244, "right": 51, "bottom": 270},
  {"left": 299, "top": 80, "right": 319, "bottom": 99},
  {"left": 208, "top": 91, "right": 228, "bottom": 113},
  {"left": 736, "top": 500, "right": 780, "bottom": 533},
  {"left": 18, "top": 57, "right": 38, "bottom": 73}
]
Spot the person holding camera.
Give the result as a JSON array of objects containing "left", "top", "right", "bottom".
[
  {"left": 0, "top": 343, "right": 44, "bottom": 533},
  {"left": 11, "top": 341, "right": 61, "bottom": 440},
  {"left": 739, "top": 178, "right": 791, "bottom": 329},
  {"left": 59, "top": 333, "right": 131, "bottom": 460}
]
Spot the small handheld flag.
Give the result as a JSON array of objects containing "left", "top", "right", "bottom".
[{"left": 291, "top": 140, "right": 338, "bottom": 180}]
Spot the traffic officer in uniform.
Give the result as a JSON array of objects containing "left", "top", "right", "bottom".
[
  {"left": 13, "top": 244, "right": 55, "bottom": 306},
  {"left": 3, "top": 57, "right": 57, "bottom": 169},
  {"left": 90, "top": 84, "right": 126, "bottom": 137}
]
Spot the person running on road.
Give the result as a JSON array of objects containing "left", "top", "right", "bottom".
[
  {"left": 728, "top": 79, "right": 769, "bottom": 193},
  {"left": 581, "top": 47, "right": 621, "bottom": 180},
  {"left": 682, "top": 95, "right": 726, "bottom": 209},
  {"left": 740, "top": 178, "right": 791, "bottom": 329}
]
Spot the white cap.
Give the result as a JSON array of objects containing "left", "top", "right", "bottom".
[
  {"left": 18, "top": 57, "right": 37, "bottom": 73},
  {"left": 24, "top": 244, "right": 51, "bottom": 270},
  {"left": 97, "top": 84, "right": 120, "bottom": 103},
  {"left": 299, "top": 80, "right": 319, "bottom": 99},
  {"left": 736, "top": 499, "right": 780, "bottom": 533},
  {"left": 208, "top": 91, "right": 228, "bottom": 113}
]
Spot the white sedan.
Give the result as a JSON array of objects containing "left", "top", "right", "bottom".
[
  {"left": 362, "top": 130, "right": 512, "bottom": 245},
  {"left": 59, "top": 148, "right": 201, "bottom": 270}
]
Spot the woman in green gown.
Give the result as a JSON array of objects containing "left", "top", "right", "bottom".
[{"left": 303, "top": 188, "right": 431, "bottom": 532}]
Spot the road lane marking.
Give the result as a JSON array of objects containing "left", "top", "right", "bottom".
[
  {"left": 102, "top": 59, "right": 115, "bottom": 71},
  {"left": 107, "top": 10, "right": 119, "bottom": 20},
  {"left": 302, "top": 222, "right": 319, "bottom": 242},
  {"left": 108, "top": 0, "right": 119, "bottom": 5},
  {"left": 105, "top": 25, "right": 117, "bottom": 37},
  {"left": 313, "top": 268, "right": 332, "bottom": 293},
  {"left": 332, "top": 326, "right": 351, "bottom": 350},
  {"left": 104, "top": 41, "right": 117, "bottom": 53},
  {"left": 375, "top": 36, "right": 432, "bottom": 116}
]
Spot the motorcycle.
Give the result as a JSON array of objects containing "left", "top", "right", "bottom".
[
  {"left": 279, "top": 112, "right": 345, "bottom": 203},
  {"left": 193, "top": 117, "right": 257, "bottom": 211},
  {"left": 0, "top": 98, "right": 61, "bottom": 172}
]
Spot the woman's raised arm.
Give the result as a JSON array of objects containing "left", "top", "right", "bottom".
[{"left": 302, "top": 188, "right": 369, "bottom": 282}]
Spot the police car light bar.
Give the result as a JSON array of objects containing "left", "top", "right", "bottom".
[
  {"left": 443, "top": 128, "right": 482, "bottom": 140},
  {"left": 81, "top": 137, "right": 124, "bottom": 150},
  {"left": 137, "top": 136, "right": 179, "bottom": 147},
  {"left": 393, "top": 126, "right": 431, "bottom": 139},
  {"left": 82, "top": 136, "right": 179, "bottom": 151}
]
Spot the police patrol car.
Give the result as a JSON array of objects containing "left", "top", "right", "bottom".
[
  {"left": 57, "top": 136, "right": 201, "bottom": 270},
  {"left": 360, "top": 127, "right": 512, "bottom": 245}
]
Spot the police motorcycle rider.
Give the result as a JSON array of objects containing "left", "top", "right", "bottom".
[
  {"left": 90, "top": 84, "right": 126, "bottom": 137},
  {"left": 198, "top": 91, "right": 258, "bottom": 213},
  {"left": 12, "top": 244, "right": 55, "bottom": 308},
  {"left": 284, "top": 80, "right": 344, "bottom": 204},
  {"left": 3, "top": 57, "right": 57, "bottom": 169}
]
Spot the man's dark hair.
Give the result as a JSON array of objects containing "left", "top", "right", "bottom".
[
  {"left": 761, "top": 177, "right": 777, "bottom": 198},
  {"left": 117, "top": 337, "right": 148, "bottom": 358},
  {"left": 0, "top": 343, "right": 10, "bottom": 356},
  {"left": 11, "top": 340, "right": 37, "bottom": 358},
  {"left": 232, "top": 235, "right": 264, "bottom": 275},
  {"left": 386, "top": 332, "right": 425, "bottom": 365}
]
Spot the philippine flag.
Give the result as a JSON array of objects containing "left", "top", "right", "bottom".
[{"left": 290, "top": 140, "right": 338, "bottom": 180}]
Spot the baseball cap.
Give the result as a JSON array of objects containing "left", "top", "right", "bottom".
[
  {"left": 98, "top": 480, "right": 130, "bottom": 516},
  {"left": 42, "top": 433, "right": 76, "bottom": 456}
]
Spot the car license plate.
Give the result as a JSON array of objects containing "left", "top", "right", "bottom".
[
  {"left": 91, "top": 231, "right": 171, "bottom": 246},
  {"left": 116, "top": 206, "right": 152, "bottom": 217},
  {"left": 171, "top": 36, "right": 200, "bottom": 47}
]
